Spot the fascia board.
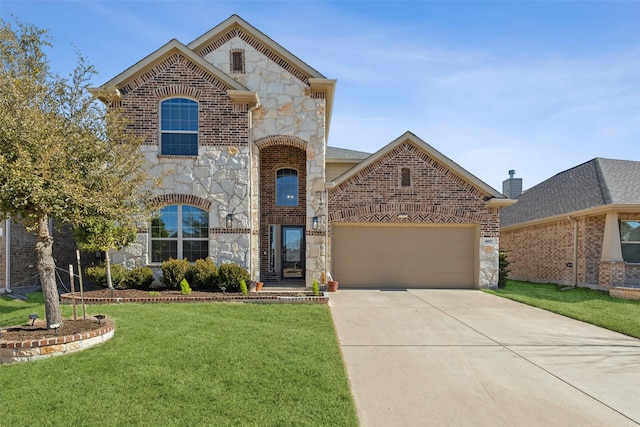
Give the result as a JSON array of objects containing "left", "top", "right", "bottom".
[
  {"left": 97, "top": 39, "right": 247, "bottom": 92},
  {"left": 188, "top": 15, "right": 326, "bottom": 80},
  {"left": 331, "top": 131, "right": 504, "bottom": 199}
]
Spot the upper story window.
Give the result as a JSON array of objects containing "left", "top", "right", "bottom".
[
  {"left": 151, "top": 205, "right": 209, "bottom": 262},
  {"left": 276, "top": 168, "right": 298, "bottom": 206},
  {"left": 401, "top": 168, "right": 411, "bottom": 187},
  {"left": 620, "top": 220, "right": 640, "bottom": 263},
  {"left": 230, "top": 49, "right": 245, "bottom": 73},
  {"left": 160, "top": 98, "right": 198, "bottom": 156}
]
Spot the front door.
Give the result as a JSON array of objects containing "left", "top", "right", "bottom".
[{"left": 281, "top": 226, "right": 304, "bottom": 279}]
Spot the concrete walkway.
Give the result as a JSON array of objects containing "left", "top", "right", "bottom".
[{"left": 329, "top": 289, "right": 640, "bottom": 427}]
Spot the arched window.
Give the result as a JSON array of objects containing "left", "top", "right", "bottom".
[
  {"left": 276, "top": 168, "right": 298, "bottom": 206},
  {"left": 160, "top": 98, "right": 198, "bottom": 156},
  {"left": 151, "top": 205, "right": 208, "bottom": 262}
]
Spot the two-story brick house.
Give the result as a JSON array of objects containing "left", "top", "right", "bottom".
[{"left": 1, "top": 15, "right": 514, "bottom": 292}]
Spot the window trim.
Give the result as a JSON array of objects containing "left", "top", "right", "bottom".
[
  {"left": 620, "top": 220, "right": 640, "bottom": 264},
  {"left": 159, "top": 97, "right": 199, "bottom": 156},
  {"left": 276, "top": 168, "right": 299, "bottom": 206},
  {"left": 151, "top": 204, "right": 209, "bottom": 263}
]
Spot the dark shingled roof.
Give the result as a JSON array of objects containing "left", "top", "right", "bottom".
[
  {"left": 501, "top": 158, "right": 640, "bottom": 227},
  {"left": 326, "top": 146, "right": 371, "bottom": 161}
]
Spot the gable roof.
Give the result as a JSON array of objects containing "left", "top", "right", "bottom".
[
  {"left": 328, "top": 131, "right": 507, "bottom": 202},
  {"left": 501, "top": 158, "right": 640, "bottom": 228},
  {"left": 94, "top": 39, "right": 248, "bottom": 95}
]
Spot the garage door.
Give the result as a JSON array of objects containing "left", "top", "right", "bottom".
[{"left": 332, "top": 224, "right": 476, "bottom": 289}]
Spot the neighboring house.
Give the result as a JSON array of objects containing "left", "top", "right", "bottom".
[
  {"left": 1, "top": 15, "right": 515, "bottom": 292},
  {"left": 500, "top": 158, "right": 640, "bottom": 289}
]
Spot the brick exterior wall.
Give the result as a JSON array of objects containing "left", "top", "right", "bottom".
[
  {"left": 259, "top": 144, "right": 307, "bottom": 281},
  {"left": 120, "top": 53, "right": 248, "bottom": 148},
  {"left": 502, "top": 212, "right": 640, "bottom": 288},
  {"left": 328, "top": 142, "right": 499, "bottom": 235}
]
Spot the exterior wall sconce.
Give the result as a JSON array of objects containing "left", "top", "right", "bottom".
[
  {"left": 226, "top": 213, "right": 233, "bottom": 228},
  {"left": 312, "top": 216, "right": 319, "bottom": 230}
]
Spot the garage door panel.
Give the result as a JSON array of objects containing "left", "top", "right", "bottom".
[{"left": 333, "top": 225, "right": 475, "bottom": 289}]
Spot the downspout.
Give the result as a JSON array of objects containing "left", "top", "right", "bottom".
[
  {"left": 5, "top": 219, "right": 10, "bottom": 293},
  {"left": 568, "top": 216, "right": 578, "bottom": 287}
]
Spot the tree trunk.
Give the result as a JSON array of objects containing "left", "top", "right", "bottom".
[
  {"left": 36, "top": 214, "right": 63, "bottom": 328},
  {"left": 105, "top": 249, "right": 113, "bottom": 289}
]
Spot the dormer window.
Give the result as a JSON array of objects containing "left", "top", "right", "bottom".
[{"left": 231, "top": 49, "right": 245, "bottom": 73}]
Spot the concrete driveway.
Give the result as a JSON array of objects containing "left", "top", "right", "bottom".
[{"left": 329, "top": 289, "right": 640, "bottom": 427}]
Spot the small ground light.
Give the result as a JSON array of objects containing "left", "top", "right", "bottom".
[
  {"left": 95, "top": 314, "right": 106, "bottom": 324},
  {"left": 29, "top": 313, "right": 39, "bottom": 326},
  {"left": 50, "top": 323, "right": 61, "bottom": 336}
]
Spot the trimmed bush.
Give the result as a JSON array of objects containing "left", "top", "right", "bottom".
[
  {"left": 217, "top": 263, "right": 250, "bottom": 292},
  {"left": 312, "top": 279, "right": 320, "bottom": 296},
  {"left": 239, "top": 279, "right": 248, "bottom": 295},
  {"left": 84, "top": 263, "right": 125, "bottom": 288},
  {"left": 186, "top": 258, "right": 218, "bottom": 290},
  {"left": 179, "top": 278, "right": 192, "bottom": 295},
  {"left": 122, "top": 266, "right": 155, "bottom": 290},
  {"left": 161, "top": 258, "right": 191, "bottom": 289},
  {"left": 498, "top": 251, "right": 510, "bottom": 289}
]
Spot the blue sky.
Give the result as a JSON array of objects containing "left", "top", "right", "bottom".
[{"left": 2, "top": 1, "right": 639, "bottom": 191}]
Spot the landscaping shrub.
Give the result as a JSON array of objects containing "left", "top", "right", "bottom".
[
  {"left": 312, "top": 279, "right": 320, "bottom": 296},
  {"left": 84, "top": 263, "right": 125, "bottom": 288},
  {"left": 217, "top": 263, "right": 250, "bottom": 292},
  {"left": 186, "top": 257, "right": 218, "bottom": 290},
  {"left": 122, "top": 266, "right": 155, "bottom": 290},
  {"left": 161, "top": 258, "right": 191, "bottom": 289},
  {"left": 498, "top": 251, "right": 510, "bottom": 289},
  {"left": 179, "top": 278, "right": 192, "bottom": 295},
  {"left": 239, "top": 279, "right": 248, "bottom": 295}
]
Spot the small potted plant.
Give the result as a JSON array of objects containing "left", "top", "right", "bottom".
[{"left": 326, "top": 272, "right": 338, "bottom": 292}]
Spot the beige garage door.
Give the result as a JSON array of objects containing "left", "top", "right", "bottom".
[{"left": 332, "top": 224, "right": 476, "bottom": 289}]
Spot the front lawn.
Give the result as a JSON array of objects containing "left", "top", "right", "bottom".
[
  {"left": 485, "top": 280, "right": 640, "bottom": 339},
  {"left": 0, "top": 293, "right": 358, "bottom": 427}
]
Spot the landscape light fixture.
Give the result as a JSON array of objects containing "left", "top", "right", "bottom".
[
  {"left": 95, "top": 314, "right": 106, "bottom": 325},
  {"left": 312, "top": 216, "right": 319, "bottom": 231},
  {"left": 226, "top": 213, "right": 233, "bottom": 228},
  {"left": 29, "top": 313, "right": 39, "bottom": 326},
  {"left": 50, "top": 323, "right": 61, "bottom": 336}
]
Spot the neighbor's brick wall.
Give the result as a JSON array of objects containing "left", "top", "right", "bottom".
[
  {"left": 259, "top": 144, "right": 307, "bottom": 281},
  {"left": 120, "top": 52, "right": 248, "bottom": 148},
  {"left": 501, "top": 220, "right": 575, "bottom": 285},
  {"left": 328, "top": 141, "right": 500, "bottom": 236},
  {"left": 500, "top": 213, "right": 640, "bottom": 288}
]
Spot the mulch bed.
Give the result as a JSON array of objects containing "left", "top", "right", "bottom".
[{"left": 1, "top": 319, "right": 105, "bottom": 342}]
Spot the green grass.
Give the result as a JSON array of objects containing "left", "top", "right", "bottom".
[
  {"left": 0, "top": 294, "right": 358, "bottom": 427},
  {"left": 485, "top": 280, "right": 640, "bottom": 339}
]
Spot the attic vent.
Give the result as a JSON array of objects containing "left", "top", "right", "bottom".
[
  {"left": 401, "top": 168, "right": 411, "bottom": 187},
  {"left": 230, "top": 49, "right": 245, "bottom": 73}
]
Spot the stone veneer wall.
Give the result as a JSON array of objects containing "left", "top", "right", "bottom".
[
  {"left": 202, "top": 32, "right": 327, "bottom": 286},
  {"left": 110, "top": 51, "right": 252, "bottom": 273},
  {"left": 328, "top": 141, "right": 500, "bottom": 288}
]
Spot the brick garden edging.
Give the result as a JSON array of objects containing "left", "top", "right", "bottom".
[
  {"left": 1, "top": 319, "right": 115, "bottom": 364},
  {"left": 60, "top": 291, "right": 329, "bottom": 305}
]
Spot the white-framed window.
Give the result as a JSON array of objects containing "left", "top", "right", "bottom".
[
  {"left": 276, "top": 168, "right": 298, "bottom": 206},
  {"left": 160, "top": 98, "right": 198, "bottom": 156},
  {"left": 620, "top": 220, "right": 640, "bottom": 263},
  {"left": 151, "top": 205, "right": 209, "bottom": 262}
]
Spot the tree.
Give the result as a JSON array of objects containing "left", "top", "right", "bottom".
[
  {"left": 74, "top": 220, "right": 137, "bottom": 289},
  {"left": 0, "top": 19, "right": 152, "bottom": 327}
]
